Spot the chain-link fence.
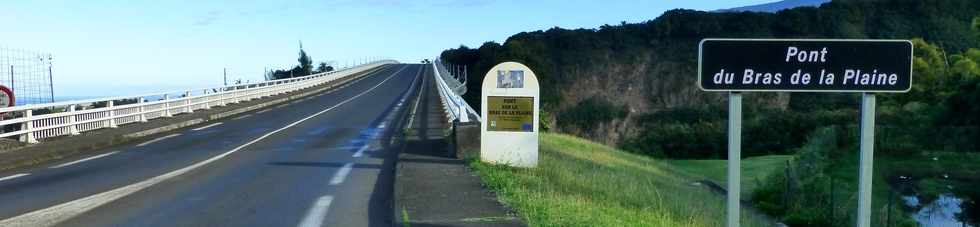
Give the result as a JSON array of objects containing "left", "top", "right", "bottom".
[{"left": 0, "top": 46, "right": 54, "bottom": 106}]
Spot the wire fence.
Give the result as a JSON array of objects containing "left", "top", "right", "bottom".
[{"left": 0, "top": 46, "right": 54, "bottom": 106}]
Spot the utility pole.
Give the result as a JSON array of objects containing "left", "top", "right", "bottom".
[
  {"left": 48, "top": 64, "right": 54, "bottom": 102},
  {"left": 223, "top": 68, "right": 228, "bottom": 86}
]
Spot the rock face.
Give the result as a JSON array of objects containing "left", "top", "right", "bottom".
[{"left": 551, "top": 54, "right": 789, "bottom": 147}]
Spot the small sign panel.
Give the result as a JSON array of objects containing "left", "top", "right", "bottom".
[
  {"left": 0, "top": 85, "right": 14, "bottom": 107},
  {"left": 699, "top": 39, "right": 913, "bottom": 92},
  {"left": 496, "top": 70, "right": 524, "bottom": 88},
  {"left": 486, "top": 96, "right": 534, "bottom": 132}
]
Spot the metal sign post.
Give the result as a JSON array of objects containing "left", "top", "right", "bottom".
[
  {"left": 727, "top": 92, "right": 742, "bottom": 227},
  {"left": 698, "top": 39, "right": 912, "bottom": 227},
  {"left": 856, "top": 93, "right": 876, "bottom": 226}
]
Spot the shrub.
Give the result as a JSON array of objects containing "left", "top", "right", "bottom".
[{"left": 557, "top": 96, "right": 627, "bottom": 132}]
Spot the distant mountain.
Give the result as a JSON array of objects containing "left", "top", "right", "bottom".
[{"left": 719, "top": 0, "right": 830, "bottom": 12}]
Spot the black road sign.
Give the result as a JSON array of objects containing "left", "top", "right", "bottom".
[{"left": 698, "top": 39, "right": 913, "bottom": 92}]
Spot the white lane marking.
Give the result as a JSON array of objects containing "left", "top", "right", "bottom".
[
  {"left": 324, "top": 145, "right": 360, "bottom": 151},
  {"left": 307, "top": 127, "right": 329, "bottom": 136},
  {"left": 406, "top": 66, "right": 426, "bottom": 128},
  {"left": 0, "top": 173, "right": 30, "bottom": 182},
  {"left": 329, "top": 163, "right": 354, "bottom": 185},
  {"left": 232, "top": 114, "right": 252, "bottom": 120},
  {"left": 192, "top": 122, "right": 223, "bottom": 131},
  {"left": 0, "top": 65, "right": 410, "bottom": 227},
  {"left": 352, "top": 146, "right": 369, "bottom": 158},
  {"left": 135, "top": 134, "right": 182, "bottom": 147},
  {"left": 256, "top": 108, "right": 274, "bottom": 114},
  {"left": 297, "top": 196, "right": 334, "bottom": 227},
  {"left": 49, "top": 151, "right": 120, "bottom": 169}
]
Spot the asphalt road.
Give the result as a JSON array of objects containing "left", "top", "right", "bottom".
[{"left": 0, "top": 63, "right": 425, "bottom": 227}]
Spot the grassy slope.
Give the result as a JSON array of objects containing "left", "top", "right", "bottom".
[
  {"left": 667, "top": 155, "right": 793, "bottom": 198},
  {"left": 469, "top": 133, "right": 771, "bottom": 227}
]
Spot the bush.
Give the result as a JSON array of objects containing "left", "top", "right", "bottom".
[
  {"left": 626, "top": 106, "right": 854, "bottom": 159},
  {"left": 557, "top": 96, "right": 627, "bottom": 132},
  {"left": 624, "top": 106, "right": 722, "bottom": 158},
  {"left": 751, "top": 127, "right": 843, "bottom": 226}
]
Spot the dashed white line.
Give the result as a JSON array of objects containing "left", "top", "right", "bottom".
[
  {"left": 255, "top": 108, "right": 274, "bottom": 114},
  {"left": 307, "top": 127, "right": 329, "bottom": 136},
  {"left": 0, "top": 173, "right": 30, "bottom": 182},
  {"left": 192, "top": 122, "right": 223, "bottom": 131},
  {"left": 49, "top": 151, "right": 120, "bottom": 169},
  {"left": 297, "top": 195, "right": 334, "bottom": 227},
  {"left": 352, "top": 146, "right": 369, "bottom": 158},
  {"left": 329, "top": 163, "right": 354, "bottom": 185},
  {"left": 232, "top": 114, "right": 252, "bottom": 120},
  {"left": 0, "top": 65, "right": 408, "bottom": 227},
  {"left": 135, "top": 134, "right": 181, "bottom": 147}
]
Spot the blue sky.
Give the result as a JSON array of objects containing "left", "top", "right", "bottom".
[{"left": 2, "top": 0, "right": 774, "bottom": 97}]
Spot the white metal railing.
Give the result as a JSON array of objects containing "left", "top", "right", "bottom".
[
  {"left": 0, "top": 60, "right": 397, "bottom": 143},
  {"left": 435, "top": 59, "right": 467, "bottom": 95},
  {"left": 432, "top": 59, "right": 479, "bottom": 123}
]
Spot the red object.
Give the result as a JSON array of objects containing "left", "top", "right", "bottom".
[{"left": 0, "top": 85, "right": 14, "bottom": 107}]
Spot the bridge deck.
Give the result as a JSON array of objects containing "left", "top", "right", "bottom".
[{"left": 0, "top": 64, "right": 422, "bottom": 227}]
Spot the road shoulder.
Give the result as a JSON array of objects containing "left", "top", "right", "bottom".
[{"left": 394, "top": 68, "right": 524, "bottom": 227}]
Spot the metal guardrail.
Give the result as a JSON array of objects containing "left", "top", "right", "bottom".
[
  {"left": 432, "top": 59, "right": 479, "bottom": 123},
  {"left": 0, "top": 60, "right": 397, "bottom": 143}
]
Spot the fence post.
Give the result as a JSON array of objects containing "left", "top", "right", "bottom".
[
  {"left": 163, "top": 94, "right": 172, "bottom": 117},
  {"left": 830, "top": 176, "right": 836, "bottom": 226},
  {"left": 108, "top": 100, "right": 117, "bottom": 128},
  {"left": 185, "top": 91, "right": 193, "bottom": 113},
  {"left": 20, "top": 109, "right": 37, "bottom": 143},
  {"left": 217, "top": 88, "right": 226, "bottom": 107},
  {"left": 784, "top": 160, "right": 791, "bottom": 210},
  {"left": 69, "top": 105, "right": 79, "bottom": 135},
  {"left": 458, "top": 97, "right": 469, "bottom": 123},
  {"left": 138, "top": 97, "right": 148, "bottom": 122},
  {"left": 230, "top": 86, "right": 239, "bottom": 103},
  {"left": 886, "top": 188, "right": 892, "bottom": 227},
  {"left": 203, "top": 89, "right": 211, "bottom": 110}
]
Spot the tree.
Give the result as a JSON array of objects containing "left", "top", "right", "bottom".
[
  {"left": 951, "top": 48, "right": 980, "bottom": 82},
  {"left": 316, "top": 62, "right": 333, "bottom": 73},
  {"left": 974, "top": 16, "right": 980, "bottom": 32},
  {"left": 298, "top": 49, "right": 313, "bottom": 76}
]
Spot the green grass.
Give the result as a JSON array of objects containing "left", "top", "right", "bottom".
[
  {"left": 666, "top": 155, "right": 793, "bottom": 198},
  {"left": 468, "top": 133, "right": 772, "bottom": 227}
]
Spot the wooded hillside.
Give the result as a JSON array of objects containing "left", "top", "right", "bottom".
[{"left": 442, "top": 0, "right": 980, "bottom": 158}]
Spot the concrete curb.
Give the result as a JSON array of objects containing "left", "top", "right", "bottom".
[
  {"left": 392, "top": 69, "right": 427, "bottom": 227},
  {"left": 0, "top": 65, "right": 389, "bottom": 172}
]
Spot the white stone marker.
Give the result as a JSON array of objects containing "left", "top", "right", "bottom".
[{"left": 480, "top": 62, "right": 539, "bottom": 168}]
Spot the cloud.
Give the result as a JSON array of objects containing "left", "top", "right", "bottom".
[{"left": 193, "top": 10, "right": 221, "bottom": 26}]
